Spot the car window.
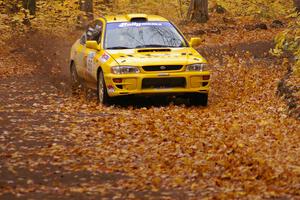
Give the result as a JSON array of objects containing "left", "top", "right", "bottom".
[
  {"left": 80, "top": 33, "right": 87, "bottom": 45},
  {"left": 86, "top": 20, "right": 103, "bottom": 44}
]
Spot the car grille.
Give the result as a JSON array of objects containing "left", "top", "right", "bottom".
[
  {"left": 142, "top": 65, "right": 183, "bottom": 72},
  {"left": 142, "top": 78, "right": 186, "bottom": 89}
]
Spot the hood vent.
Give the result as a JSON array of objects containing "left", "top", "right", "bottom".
[{"left": 137, "top": 48, "right": 171, "bottom": 53}]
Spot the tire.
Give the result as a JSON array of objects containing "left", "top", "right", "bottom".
[
  {"left": 190, "top": 93, "right": 208, "bottom": 106},
  {"left": 97, "top": 70, "right": 111, "bottom": 105},
  {"left": 70, "top": 62, "right": 80, "bottom": 91}
]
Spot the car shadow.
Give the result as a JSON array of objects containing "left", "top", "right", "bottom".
[{"left": 113, "top": 95, "right": 190, "bottom": 108}]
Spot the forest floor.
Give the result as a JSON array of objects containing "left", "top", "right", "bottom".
[{"left": 0, "top": 19, "right": 300, "bottom": 200}]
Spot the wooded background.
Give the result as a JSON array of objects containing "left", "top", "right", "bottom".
[
  {"left": 2, "top": 0, "right": 298, "bottom": 24},
  {"left": 0, "top": 0, "right": 299, "bottom": 76}
]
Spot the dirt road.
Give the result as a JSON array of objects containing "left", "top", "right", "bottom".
[{"left": 0, "top": 30, "right": 299, "bottom": 199}]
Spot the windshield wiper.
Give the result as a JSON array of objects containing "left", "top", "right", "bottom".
[{"left": 106, "top": 46, "right": 131, "bottom": 50}]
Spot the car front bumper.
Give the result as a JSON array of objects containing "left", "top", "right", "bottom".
[{"left": 104, "top": 71, "right": 211, "bottom": 97}]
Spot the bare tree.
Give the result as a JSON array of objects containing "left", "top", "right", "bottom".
[
  {"left": 77, "top": 0, "right": 93, "bottom": 28},
  {"left": 104, "top": 0, "right": 112, "bottom": 4},
  {"left": 187, "top": 0, "right": 209, "bottom": 23},
  {"left": 79, "top": 0, "right": 93, "bottom": 18},
  {"left": 294, "top": 0, "right": 300, "bottom": 12},
  {"left": 22, "top": 0, "right": 36, "bottom": 15}
]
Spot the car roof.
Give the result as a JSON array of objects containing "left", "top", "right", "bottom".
[{"left": 101, "top": 13, "right": 169, "bottom": 23}]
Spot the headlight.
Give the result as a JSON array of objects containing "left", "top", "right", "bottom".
[
  {"left": 111, "top": 66, "right": 140, "bottom": 74},
  {"left": 186, "top": 63, "right": 210, "bottom": 71}
]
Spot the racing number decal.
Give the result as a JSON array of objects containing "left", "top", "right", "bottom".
[
  {"left": 87, "top": 52, "right": 96, "bottom": 74},
  {"left": 86, "top": 52, "right": 110, "bottom": 77},
  {"left": 100, "top": 53, "right": 110, "bottom": 64}
]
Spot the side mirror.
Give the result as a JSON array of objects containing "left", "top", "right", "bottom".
[
  {"left": 86, "top": 40, "right": 100, "bottom": 50},
  {"left": 189, "top": 37, "right": 202, "bottom": 47}
]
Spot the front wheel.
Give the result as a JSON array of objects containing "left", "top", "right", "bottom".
[
  {"left": 190, "top": 93, "right": 208, "bottom": 106},
  {"left": 97, "top": 71, "right": 112, "bottom": 105}
]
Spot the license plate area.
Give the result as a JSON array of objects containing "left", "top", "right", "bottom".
[{"left": 142, "top": 78, "right": 186, "bottom": 89}]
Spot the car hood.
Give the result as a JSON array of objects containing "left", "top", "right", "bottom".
[{"left": 106, "top": 48, "right": 207, "bottom": 66}]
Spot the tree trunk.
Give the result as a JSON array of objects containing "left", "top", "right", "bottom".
[
  {"left": 178, "top": 0, "right": 184, "bottom": 18},
  {"left": 188, "top": 0, "right": 209, "bottom": 23},
  {"left": 294, "top": 0, "right": 300, "bottom": 12},
  {"left": 22, "top": 0, "right": 36, "bottom": 15},
  {"left": 104, "top": 0, "right": 112, "bottom": 4},
  {"left": 79, "top": 0, "right": 93, "bottom": 13},
  {"left": 79, "top": 0, "right": 93, "bottom": 18}
]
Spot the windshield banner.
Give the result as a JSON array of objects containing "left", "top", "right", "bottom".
[{"left": 107, "top": 22, "right": 172, "bottom": 30}]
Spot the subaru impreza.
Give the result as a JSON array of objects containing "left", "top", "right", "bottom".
[{"left": 70, "top": 14, "right": 210, "bottom": 105}]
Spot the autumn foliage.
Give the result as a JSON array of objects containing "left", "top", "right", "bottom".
[{"left": 0, "top": 0, "right": 299, "bottom": 199}]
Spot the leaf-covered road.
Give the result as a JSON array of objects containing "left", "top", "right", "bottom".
[{"left": 0, "top": 31, "right": 299, "bottom": 200}]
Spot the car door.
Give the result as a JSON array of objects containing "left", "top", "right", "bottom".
[
  {"left": 83, "top": 20, "right": 103, "bottom": 83},
  {"left": 74, "top": 34, "right": 87, "bottom": 79}
]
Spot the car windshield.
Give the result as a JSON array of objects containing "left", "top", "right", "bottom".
[{"left": 105, "top": 21, "right": 187, "bottom": 49}]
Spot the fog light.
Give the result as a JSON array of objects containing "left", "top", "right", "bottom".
[
  {"left": 202, "top": 82, "right": 209, "bottom": 87},
  {"left": 203, "top": 75, "right": 210, "bottom": 80},
  {"left": 113, "top": 78, "right": 122, "bottom": 83}
]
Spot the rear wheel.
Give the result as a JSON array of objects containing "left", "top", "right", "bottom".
[
  {"left": 190, "top": 93, "right": 208, "bottom": 106},
  {"left": 70, "top": 62, "right": 80, "bottom": 92},
  {"left": 97, "top": 71, "right": 112, "bottom": 105}
]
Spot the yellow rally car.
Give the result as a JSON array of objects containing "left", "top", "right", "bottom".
[{"left": 70, "top": 14, "right": 210, "bottom": 106}]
